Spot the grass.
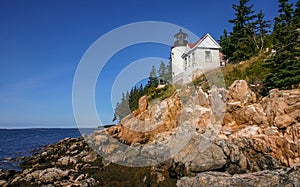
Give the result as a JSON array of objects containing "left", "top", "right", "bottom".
[
  {"left": 189, "top": 53, "right": 271, "bottom": 95},
  {"left": 148, "top": 84, "right": 176, "bottom": 101}
]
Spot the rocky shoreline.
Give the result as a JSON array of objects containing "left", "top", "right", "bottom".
[{"left": 1, "top": 80, "right": 300, "bottom": 186}]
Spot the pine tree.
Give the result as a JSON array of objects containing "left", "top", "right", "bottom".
[
  {"left": 220, "top": 29, "right": 235, "bottom": 61},
  {"left": 229, "top": 0, "right": 256, "bottom": 36},
  {"left": 252, "top": 11, "right": 271, "bottom": 53},
  {"left": 158, "top": 61, "right": 167, "bottom": 81},
  {"left": 166, "top": 60, "right": 172, "bottom": 82},
  {"left": 230, "top": 0, "right": 257, "bottom": 62},
  {"left": 221, "top": 0, "right": 257, "bottom": 63},
  {"left": 147, "top": 65, "right": 158, "bottom": 88},
  {"left": 264, "top": 0, "right": 300, "bottom": 90},
  {"left": 113, "top": 92, "right": 131, "bottom": 122},
  {"left": 294, "top": 0, "right": 300, "bottom": 27}
]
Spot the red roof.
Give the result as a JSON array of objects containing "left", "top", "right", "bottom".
[{"left": 187, "top": 33, "right": 207, "bottom": 49}]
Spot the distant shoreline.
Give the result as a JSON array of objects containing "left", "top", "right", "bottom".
[
  {"left": 0, "top": 126, "right": 114, "bottom": 130},
  {"left": 0, "top": 128, "right": 98, "bottom": 130}
]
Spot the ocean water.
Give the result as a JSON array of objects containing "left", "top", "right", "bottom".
[{"left": 0, "top": 128, "right": 96, "bottom": 171}]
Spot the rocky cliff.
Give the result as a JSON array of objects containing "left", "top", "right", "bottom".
[{"left": 2, "top": 80, "right": 300, "bottom": 186}]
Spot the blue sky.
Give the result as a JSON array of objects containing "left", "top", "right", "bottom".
[{"left": 0, "top": 0, "right": 297, "bottom": 128}]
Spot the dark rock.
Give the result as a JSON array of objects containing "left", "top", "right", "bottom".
[
  {"left": 177, "top": 168, "right": 300, "bottom": 187},
  {"left": 0, "top": 169, "right": 4, "bottom": 180},
  {"left": 4, "top": 170, "right": 15, "bottom": 180}
]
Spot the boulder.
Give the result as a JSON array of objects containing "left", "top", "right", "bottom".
[
  {"left": 173, "top": 135, "right": 227, "bottom": 175},
  {"left": 274, "top": 114, "right": 294, "bottom": 129},
  {"left": 137, "top": 95, "right": 148, "bottom": 114},
  {"left": 108, "top": 93, "right": 181, "bottom": 145},
  {"left": 177, "top": 168, "right": 300, "bottom": 187},
  {"left": 82, "top": 152, "right": 98, "bottom": 163},
  {"left": 227, "top": 80, "right": 256, "bottom": 105},
  {"left": 57, "top": 156, "right": 77, "bottom": 166},
  {"left": 0, "top": 180, "right": 7, "bottom": 187},
  {"left": 39, "top": 168, "right": 68, "bottom": 183}
]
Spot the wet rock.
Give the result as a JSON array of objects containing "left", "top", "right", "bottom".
[
  {"left": 177, "top": 168, "right": 300, "bottom": 187},
  {"left": 10, "top": 176, "right": 22, "bottom": 184},
  {"left": 4, "top": 170, "right": 15, "bottom": 180},
  {"left": 0, "top": 169, "right": 4, "bottom": 180}
]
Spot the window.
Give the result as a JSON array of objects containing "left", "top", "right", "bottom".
[
  {"left": 205, "top": 51, "right": 212, "bottom": 62},
  {"left": 192, "top": 52, "right": 195, "bottom": 66}
]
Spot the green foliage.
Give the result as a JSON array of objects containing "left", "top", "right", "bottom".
[
  {"left": 252, "top": 11, "right": 271, "bottom": 53},
  {"left": 156, "top": 84, "right": 176, "bottom": 100},
  {"left": 112, "top": 92, "right": 131, "bottom": 122},
  {"left": 220, "top": 0, "right": 270, "bottom": 63},
  {"left": 166, "top": 61, "right": 173, "bottom": 82},
  {"left": 263, "top": 0, "right": 300, "bottom": 90},
  {"left": 225, "top": 67, "right": 244, "bottom": 87},
  {"left": 158, "top": 61, "right": 167, "bottom": 80},
  {"left": 128, "top": 84, "right": 145, "bottom": 112},
  {"left": 219, "top": 0, "right": 299, "bottom": 93},
  {"left": 113, "top": 61, "right": 174, "bottom": 122},
  {"left": 147, "top": 66, "right": 159, "bottom": 88}
]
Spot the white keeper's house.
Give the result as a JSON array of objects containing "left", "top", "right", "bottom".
[{"left": 171, "top": 29, "right": 224, "bottom": 83}]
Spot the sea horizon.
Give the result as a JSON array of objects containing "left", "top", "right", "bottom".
[
  {"left": 0, "top": 123, "right": 115, "bottom": 130},
  {"left": 0, "top": 128, "right": 99, "bottom": 171}
]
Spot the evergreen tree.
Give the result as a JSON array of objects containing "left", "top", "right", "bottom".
[
  {"left": 158, "top": 61, "right": 167, "bottom": 81},
  {"left": 294, "top": 0, "right": 300, "bottom": 27},
  {"left": 220, "top": 0, "right": 258, "bottom": 63},
  {"left": 229, "top": 0, "right": 256, "bottom": 36},
  {"left": 263, "top": 0, "right": 300, "bottom": 90},
  {"left": 274, "top": 0, "right": 293, "bottom": 27},
  {"left": 252, "top": 11, "right": 271, "bottom": 53},
  {"left": 230, "top": 0, "right": 257, "bottom": 62},
  {"left": 113, "top": 92, "right": 131, "bottom": 122},
  {"left": 147, "top": 65, "right": 158, "bottom": 88},
  {"left": 166, "top": 60, "right": 172, "bottom": 82},
  {"left": 113, "top": 60, "right": 175, "bottom": 122},
  {"left": 220, "top": 29, "right": 235, "bottom": 61}
]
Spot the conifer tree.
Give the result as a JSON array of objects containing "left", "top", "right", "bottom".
[
  {"left": 147, "top": 65, "right": 158, "bottom": 88},
  {"left": 252, "top": 11, "right": 271, "bottom": 53},
  {"left": 113, "top": 92, "right": 131, "bottom": 122},
  {"left": 230, "top": 0, "right": 257, "bottom": 62},
  {"left": 158, "top": 61, "right": 167, "bottom": 81},
  {"left": 220, "top": 0, "right": 258, "bottom": 62},
  {"left": 294, "top": 0, "right": 300, "bottom": 27},
  {"left": 220, "top": 29, "right": 234, "bottom": 61},
  {"left": 166, "top": 60, "right": 172, "bottom": 82},
  {"left": 264, "top": 0, "right": 300, "bottom": 90}
]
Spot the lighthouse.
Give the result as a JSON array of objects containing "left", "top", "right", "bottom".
[
  {"left": 171, "top": 29, "right": 189, "bottom": 83},
  {"left": 171, "top": 29, "right": 222, "bottom": 83}
]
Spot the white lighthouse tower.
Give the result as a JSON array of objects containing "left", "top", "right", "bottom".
[{"left": 171, "top": 29, "right": 189, "bottom": 83}]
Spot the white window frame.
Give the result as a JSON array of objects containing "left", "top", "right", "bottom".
[{"left": 205, "top": 51, "right": 212, "bottom": 62}]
